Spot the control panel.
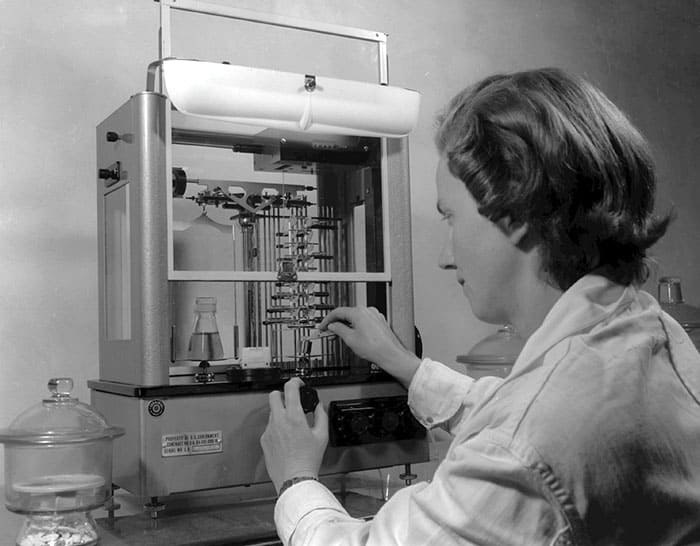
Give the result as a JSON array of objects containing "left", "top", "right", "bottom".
[{"left": 329, "top": 395, "right": 425, "bottom": 447}]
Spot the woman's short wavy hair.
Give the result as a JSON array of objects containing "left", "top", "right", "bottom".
[{"left": 435, "top": 68, "right": 671, "bottom": 290}]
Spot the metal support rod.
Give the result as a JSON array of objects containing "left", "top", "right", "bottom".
[
  {"left": 157, "top": 0, "right": 387, "bottom": 43},
  {"left": 399, "top": 463, "right": 417, "bottom": 487},
  {"left": 378, "top": 40, "right": 389, "bottom": 85},
  {"left": 144, "top": 496, "right": 166, "bottom": 519}
]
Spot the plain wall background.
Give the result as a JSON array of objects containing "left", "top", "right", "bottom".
[{"left": 1, "top": 0, "right": 698, "bottom": 485}]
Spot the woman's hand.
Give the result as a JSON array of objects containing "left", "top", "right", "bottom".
[
  {"left": 319, "top": 307, "right": 422, "bottom": 389},
  {"left": 260, "top": 377, "right": 329, "bottom": 494}
]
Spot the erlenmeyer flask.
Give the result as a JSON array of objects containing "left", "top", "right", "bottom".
[{"left": 187, "top": 297, "right": 224, "bottom": 361}]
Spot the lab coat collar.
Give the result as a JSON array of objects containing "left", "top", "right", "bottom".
[{"left": 512, "top": 274, "right": 637, "bottom": 373}]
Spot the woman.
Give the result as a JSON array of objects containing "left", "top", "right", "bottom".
[{"left": 261, "top": 68, "right": 700, "bottom": 545}]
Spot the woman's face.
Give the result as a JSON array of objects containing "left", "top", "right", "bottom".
[{"left": 436, "top": 158, "right": 522, "bottom": 324}]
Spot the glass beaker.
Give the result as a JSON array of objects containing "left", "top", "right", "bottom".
[{"left": 187, "top": 297, "right": 224, "bottom": 361}]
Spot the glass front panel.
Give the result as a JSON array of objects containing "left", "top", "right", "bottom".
[
  {"left": 170, "top": 280, "right": 386, "bottom": 379},
  {"left": 168, "top": 116, "right": 389, "bottom": 383},
  {"left": 170, "top": 124, "right": 384, "bottom": 275},
  {"left": 104, "top": 184, "right": 131, "bottom": 340}
]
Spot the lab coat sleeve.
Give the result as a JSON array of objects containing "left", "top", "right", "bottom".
[
  {"left": 274, "top": 480, "right": 358, "bottom": 545},
  {"left": 274, "top": 430, "right": 572, "bottom": 546},
  {"left": 408, "top": 358, "right": 503, "bottom": 435}
]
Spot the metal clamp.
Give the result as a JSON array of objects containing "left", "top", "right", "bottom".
[{"left": 304, "top": 74, "right": 317, "bottom": 92}]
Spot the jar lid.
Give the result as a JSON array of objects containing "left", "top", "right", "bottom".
[
  {"left": 0, "top": 378, "right": 124, "bottom": 445},
  {"left": 457, "top": 325, "right": 526, "bottom": 366}
]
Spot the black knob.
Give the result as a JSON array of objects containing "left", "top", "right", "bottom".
[
  {"left": 380, "top": 411, "right": 401, "bottom": 434},
  {"left": 172, "top": 167, "right": 187, "bottom": 197},
  {"left": 415, "top": 326, "right": 423, "bottom": 358},
  {"left": 299, "top": 385, "right": 319, "bottom": 414},
  {"left": 349, "top": 412, "right": 371, "bottom": 436},
  {"left": 98, "top": 168, "right": 119, "bottom": 181},
  {"left": 106, "top": 131, "right": 120, "bottom": 142}
]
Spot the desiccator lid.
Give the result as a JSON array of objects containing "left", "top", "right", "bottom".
[
  {"left": 457, "top": 325, "right": 526, "bottom": 366},
  {"left": 0, "top": 378, "right": 124, "bottom": 445}
]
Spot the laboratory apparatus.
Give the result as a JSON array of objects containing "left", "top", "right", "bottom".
[
  {"left": 0, "top": 378, "right": 124, "bottom": 546},
  {"left": 457, "top": 325, "right": 525, "bottom": 379},
  {"left": 658, "top": 276, "right": 700, "bottom": 349},
  {"left": 88, "top": 0, "right": 428, "bottom": 515}
]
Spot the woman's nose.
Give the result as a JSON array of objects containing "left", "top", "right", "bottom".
[{"left": 438, "top": 234, "right": 456, "bottom": 270}]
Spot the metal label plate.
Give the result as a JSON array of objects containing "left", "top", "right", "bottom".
[{"left": 162, "top": 430, "right": 223, "bottom": 457}]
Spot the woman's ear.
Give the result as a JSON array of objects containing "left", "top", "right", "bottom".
[
  {"left": 496, "top": 217, "right": 530, "bottom": 247},
  {"left": 509, "top": 222, "right": 530, "bottom": 248}
]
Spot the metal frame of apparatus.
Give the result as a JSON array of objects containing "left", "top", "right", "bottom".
[
  {"left": 90, "top": 0, "right": 423, "bottom": 514},
  {"left": 154, "top": 0, "right": 414, "bottom": 374}
]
